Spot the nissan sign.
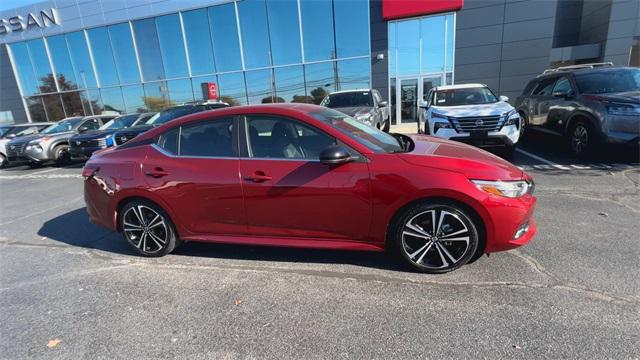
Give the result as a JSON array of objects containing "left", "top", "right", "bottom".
[{"left": 0, "top": 9, "right": 60, "bottom": 35}]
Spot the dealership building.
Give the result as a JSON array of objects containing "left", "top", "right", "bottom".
[{"left": 0, "top": 0, "right": 638, "bottom": 126}]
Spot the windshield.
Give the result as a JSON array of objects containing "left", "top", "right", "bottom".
[
  {"left": 323, "top": 92, "right": 373, "bottom": 108},
  {"left": 310, "top": 108, "right": 402, "bottom": 153},
  {"left": 146, "top": 106, "right": 196, "bottom": 125},
  {"left": 0, "top": 126, "right": 11, "bottom": 138},
  {"left": 434, "top": 87, "right": 498, "bottom": 106},
  {"left": 575, "top": 68, "right": 640, "bottom": 94},
  {"left": 100, "top": 114, "right": 138, "bottom": 130},
  {"left": 41, "top": 117, "right": 83, "bottom": 134}
]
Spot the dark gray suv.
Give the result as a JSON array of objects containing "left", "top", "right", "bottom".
[
  {"left": 321, "top": 89, "right": 390, "bottom": 132},
  {"left": 516, "top": 64, "right": 639, "bottom": 157}
]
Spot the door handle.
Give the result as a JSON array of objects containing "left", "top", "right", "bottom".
[
  {"left": 244, "top": 171, "right": 272, "bottom": 182},
  {"left": 145, "top": 167, "right": 170, "bottom": 178}
]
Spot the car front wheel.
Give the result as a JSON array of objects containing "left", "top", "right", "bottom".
[
  {"left": 569, "top": 121, "right": 598, "bottom": 157},
  {"left": 390, "top": 201, "right": 479, "bottom": 273},
  {"left": 120, "top": 200, "right": 180, "bottom": 257}
]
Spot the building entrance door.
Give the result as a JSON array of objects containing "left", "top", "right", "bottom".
[{"left": 394, "top": 75, "right": 444, "bottom": 125}]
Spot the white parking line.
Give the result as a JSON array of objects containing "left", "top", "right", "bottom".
[
  {"left": 22, "top": 167, "right": 60, "bottom": 176},
  {"left": 515, "top": 148, "right": 571, "bottom": 171}
]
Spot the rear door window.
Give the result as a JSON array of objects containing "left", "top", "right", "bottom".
[
  {"left": 179, "top": 118, "right": 236, "bottom": 157},
  {"left": 532, "top": 77, "right": 557, "bottom": 96},
  {"left": 552, "top": 77, "right": 573, "bottom": 95}
]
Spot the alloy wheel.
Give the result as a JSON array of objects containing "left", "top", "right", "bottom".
[
  {"left": 123, "top": 205, "right": 169, "bottom": 254},
  {"left": 571, "top": 124, "right": 589, "bottom": 154},
  {"left": 401, "top": 208, "right": 473, "bottom": 270}
]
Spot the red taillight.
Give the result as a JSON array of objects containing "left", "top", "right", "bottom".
[{"left": 82, "top": 166, "right": 99, "bottom": 178}]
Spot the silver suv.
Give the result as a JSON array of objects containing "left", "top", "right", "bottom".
[{"left": 6, "top": 115, "right": 116, "bottom": 167}]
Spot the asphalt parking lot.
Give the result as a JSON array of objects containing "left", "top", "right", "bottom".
[{"left": 0, "top": 132, "right": 638, "bottom": 359}]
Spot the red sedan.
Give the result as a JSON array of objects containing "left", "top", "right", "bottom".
[{"left": 83, "top": 103, "right": 536, "bottom": 273}]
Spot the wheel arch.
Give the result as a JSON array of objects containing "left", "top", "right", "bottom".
[
  {"left": 385, "top": 195, "right": 489, "bottom": 259},
  {"left": 114, "top": 193, "right": 178, "bottom": 234},
  {"left": 564, "top": 111, "right": 601, "bottom": 136}
]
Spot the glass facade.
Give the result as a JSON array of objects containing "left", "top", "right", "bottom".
[
  {"left": 7, "top": 0, "right": 371, "bottom": 122},
  {"left": 388, "top": 13, "right": 455, "bottom": 124}
]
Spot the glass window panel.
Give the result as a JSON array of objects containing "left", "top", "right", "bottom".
[
  {"left": 446, "top": 15, "right": 454, "bottom": 71},
  {"left": 300, "top": 0, "right": 335, "bottom": 62},
  {"left": 396, "top": 19, "right": 419, "bottom": 75},
  {"left": 132, "top": 18, "right": 165, "bottom": 81},
  {"left": 87, "top": 27, "right": 119, "bottom": 86},
  {"left": 26, "top": 97, "right": 47, "bottom": 122},
  {"left": 389, "top": 22, "right": 396, "bottom": 77},
  {"left": 167, "top": 78, "right": 194, "bottom": 104},
  {"left": 218, "top": 72, "right": 247, "bottom": 106},
  {"left": 10, "top": 42, "right": 39, "bottom": 96},
  {"left": 421, "top": 16, "right": 445, "bottom": 74},
  {"left": 27, "top": 39, "right": 54, "bottom": 93},
  {"left": 180, "top": 118, "right": 235, "bottom": 157},
  {"left": 47, "top": 35, "right": 78, "bottom": 90},
  {"left": 100, "top": 87, "right": 125, "bottom": 114},
  {"left": 122, "top": 85, "right": 145, "bottom": 113},
  {"left": 266, "top": 0, "right": 301, "bottom": 65},
  {"left": 87, "top": 89, "right": 104, "bottom": 114},
  {"left": 337, "top": 58, "right": 370, "bottom": 91},
  {"left": 143, "top": 81, "right": 174, "bottom": 112},
  {"left": 156, "top": 14, "right": 189, "bottom": 78},
  {"left": 108, "top": 23, "right": 140, "bottom": 84},
  {"left": 191, "top": 75, "right": 218, "bottom": 101},
  {"left": 237, "top": 0, "right": 271, "bottom": 69},
  {"left": 334, "top": 0, "right": 369, "bottom": 58},
  {"left": 274, "top": 65, "right": 307, "bottom": 103},
  {"left": 245, "top": 69, "right": 273, "bottom": 104},
  {"left": 61, "top": 92, "right": 86, "bottom": 117},
  {"left": 183, "top": 9, "right": 216, "bottom": 75},
  {"left": 42, "top": 94, "right": 65, "bottom": 121},
  {"left": 66, "top": 31, "right": 97, "bottom": 89},
  {"left": 304, "top": 62, "right": 336, "bottom": 104},
  {"left": 210, "top": 4, "right": 243, "bottom": 72}
]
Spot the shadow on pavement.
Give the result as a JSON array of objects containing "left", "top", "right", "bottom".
[{"left": 38, "top": 207, "right": 403, "bottom": 272}]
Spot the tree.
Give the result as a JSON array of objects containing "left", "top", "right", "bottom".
[
  {"left": 292, "top": 95, "right": 314, "bottom": 103},
  {"left": 310, "top": 87, "right": 328, "bottom": 105},
  {"left": 261, "top": 96, "right": 285, "bottom": 104},
  {"left": 142, "top": 96, "right": 175, "bottom": 112}
]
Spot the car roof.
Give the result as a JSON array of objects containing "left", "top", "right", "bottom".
[
  {"left": 434, "top": 83, "right": 487, "bottom": 91},
  {"left": 328, "top": 89, "right": 372, "bottom": 95}
]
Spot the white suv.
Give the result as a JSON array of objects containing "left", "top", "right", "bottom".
[{"left": 420, "top": 84, "right": 522, "bottom": 155}]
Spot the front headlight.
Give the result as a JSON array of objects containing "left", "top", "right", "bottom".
[
  {"left": 606, "top": 103, "right": 640, "bottom": 116},
  {"left": 504, "top": 110, "right": 520, "bottom": 126},
  {"left": 472, "top": 179, "right": 533, "bottom": 198},
  {"left": 105, "top": 134, "right": 114, "bottom": 147},
  {"left": 355, "top": 113, "right": 373, "bottom": 125},
  {"left": 431, "top": 112, "right": 448, "bottom": 120},
  {"left": 26, "top": 141, "right": 43, "bottom": 152}
]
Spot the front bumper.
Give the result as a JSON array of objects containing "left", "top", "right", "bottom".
[
  {"left": 432, "top": 124, "right": 520, "bottom": 147},
  {"left": 23, "top": 146, "right": 54, "bottom": 162},
  {"left": 70, "top": 145, "right": 102, "bottom": 160},
  {"left": 483, "top": 193, "right": 537, "bottom": 253}
]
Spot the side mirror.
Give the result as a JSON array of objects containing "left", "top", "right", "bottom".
[
  {"left": 418, "top": 99, "right": 429, "bottom": 109},
  {"left": 78, "top": 126, "right": 90, "bottom": 133},
  {"left": 499, "top": 95, "right": 509, "bottom": 102},
  {"left": 552, "top": 90, "right": 570, "bottom": 99},
  {"left": 5, "top": 133, "right": 16, "bottom": 139},
  {"left": 319, "top": 145, "right": 354, "bottom": 165},
  {"left": 378, "top": 101, "right": 388, "bottom": 108}
]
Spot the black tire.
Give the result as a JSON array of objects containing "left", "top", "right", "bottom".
[
  {"left": 53, "top": 144, "right": 71, "bottom": 166},
  {"left": 501, "top": 145, "right": 516, "bottom": 159},
  {"left": 388, "top": 201, "right": 479, "bottom": 274},
  {"left": 27, "top": 161, "right": 43, "bottom": 168},
  {"left": 0, "top": 154, "right": 6, "bottom": 169},
  {"left": 568, "top": 121, "right": 599, "bottom": 158},
  {"left": 382, "top": 117, "right": 390, "bottom": 133},
  {"left": 119, "top": 199, "right": 181, "bottom": 257}
]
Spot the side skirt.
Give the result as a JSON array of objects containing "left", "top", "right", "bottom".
[{"left": 181, "top": 234, "right": 385, "bottom": 252}]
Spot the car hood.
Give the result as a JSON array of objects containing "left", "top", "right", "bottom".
[
  {"left": 330, "top": 106, "right": 372, "bottom": 117},
  {"left": 71, "top": 129, "right": 118, "bottom": 141},
  {"left": 431, "top": 101, "right": 513, "bottom": 117},
  {"left": 116, "top": 125, "right": 153, "bottom": 134},
  {"left": 584, "top": 91, "right": 640, "bottom": 105},
  {"left": 397, "top": 135, "right": 524, "bottom": 180}
]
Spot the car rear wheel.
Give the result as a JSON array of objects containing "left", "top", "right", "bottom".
[
  {"left": 120, "top": 200, "right": 180, "bottom": 257},
  {"left": 390, "top": 201, "right": 479, "bottom": 273}
]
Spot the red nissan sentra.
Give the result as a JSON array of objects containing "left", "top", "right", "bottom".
[{"left": 83, "top": 103, "right": 536, "bottom": 273}]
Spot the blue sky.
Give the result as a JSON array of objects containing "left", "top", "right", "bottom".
[{"left": 0, "top": 0, "right": 43, "bottom": 12}]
